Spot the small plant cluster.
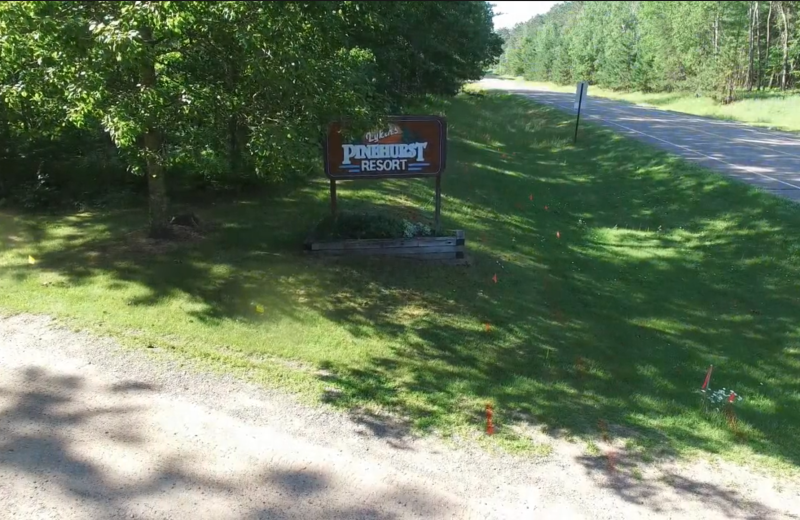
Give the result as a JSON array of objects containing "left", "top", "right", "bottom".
[
  {"left": 315, "top": 211, "right": 434, "bottom": 240},
  {"left": 402, "top": 219, "right": 433, "bottom": 238},
  {"left": 698, "top": 365, "right": 743, "bottom": 411},
  {"left": 701, "top": 387, "right": 743, "bottom": 407},
  {"left": 13, "top": 170, "right": 58, "bottom": 209}
]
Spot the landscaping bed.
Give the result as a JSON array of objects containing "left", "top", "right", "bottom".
[{"left": 304, "top": 211, "right": 466, "bottom": 261}]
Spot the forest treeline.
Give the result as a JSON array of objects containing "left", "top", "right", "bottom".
[
  {"left": 0, "top": 2, "right": 501, "bottom": 234},
  {"left": 497, "top": 1, "right": 799, "bottom": 99}
]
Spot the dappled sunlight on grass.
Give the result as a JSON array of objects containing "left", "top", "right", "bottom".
[{"left": 2, "top": 92, "right": 800, "bottom": 472}]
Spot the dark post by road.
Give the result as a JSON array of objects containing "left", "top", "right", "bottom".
[
  {"left": 574, "top": 82, "right": 585, "bottom": 144},
  {"left": 434, "top": 173, "right": 442, "bottom": 234},
  {"left": 329, "top": 179, "right": 337, "bottom": 215}
]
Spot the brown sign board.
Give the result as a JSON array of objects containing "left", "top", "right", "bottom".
[{"left": 325, "top": 116, "right": 447, "bottom": 179}]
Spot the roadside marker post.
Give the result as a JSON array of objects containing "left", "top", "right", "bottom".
[{"left": 573, "top": 81, "right": 588, "bottom": 144}]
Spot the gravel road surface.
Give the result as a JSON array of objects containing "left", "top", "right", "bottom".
[
  {"left": 1, "top": 313, "right": 799, "bottom": 519},
  {"left": 479, "top": 78, "right": 800, "bottom": 202}
]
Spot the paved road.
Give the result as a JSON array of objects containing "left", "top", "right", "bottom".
[{"left": 480, "top": 79, "right": 800, "bottom": 202}]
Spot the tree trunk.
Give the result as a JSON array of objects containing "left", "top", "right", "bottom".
[
  {"left": 139, "top": 25, "right": 170, "bottom": 238},
  {"left": 766, "top": 1, "right": 773, "bottom": 86},
  {"left": 747, "top": 2, "right": 755, "bottom": 90},
  {"left": 779, "top": 1, "right": 789, "bottom": 90},
  {"left": 144, "top": 131, "right": 169, "bottom": 237},
  {"left": 725, "top": 74, "right": 736, "bottom": 104},
  {"left": 766, "top": 3, "right": 773, "bottom": 54},
  {"left": 228, "top": 114, "right": 240, "bottom": 177},
  {"left": 225, "top": 55, "right": 243, "bottom": 179},
  {"left": 756, "top": 1, "right": 762, "bottom": 89}
]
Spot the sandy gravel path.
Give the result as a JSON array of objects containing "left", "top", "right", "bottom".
[{"left": 1, "top": 313, "right": 798, "bottom": 519}]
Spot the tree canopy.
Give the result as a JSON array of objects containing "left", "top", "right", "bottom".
[
  {"left": 497, "top": 1, "right": 799, "bottom": 97},
  {"left": 0, "top": 1, "right": 502, "bottom": 234}
]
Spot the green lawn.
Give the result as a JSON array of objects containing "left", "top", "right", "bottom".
[
  {"left": 494, "top": 77, "right": 800, "bottom": 133},
  {"left": 2, "top": 92, "right": 800, "bottom": 473}
]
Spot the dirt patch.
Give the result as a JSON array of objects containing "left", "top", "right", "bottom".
[{"left": 120, "top": 223, "right": 208, "bottom": 256}]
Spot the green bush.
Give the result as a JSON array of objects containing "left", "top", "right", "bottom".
[
  {"left": 313, "top": 211, "right": 434, "bottom": 240},
  {"left": 0, "top": 1, "right": 501, "bottom": 224}
]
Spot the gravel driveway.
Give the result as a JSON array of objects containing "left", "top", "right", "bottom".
[{"left": 1, "top": 313, "right": 798, "bottom": 519}]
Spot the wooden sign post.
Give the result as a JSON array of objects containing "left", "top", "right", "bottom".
[{"left": 324, "top": 116, "right": 447, "bottom": 233}]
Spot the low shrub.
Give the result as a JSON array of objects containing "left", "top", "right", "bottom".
[{"left": 313, "top": 211, "right": 435, "bottom": 240}]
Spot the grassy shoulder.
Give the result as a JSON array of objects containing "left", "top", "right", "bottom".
[
  {"left": 494, "top": 76, "right": 800, "bottom": 133},
  {"left": 2, "top": 92, "right": 800, "bottom": 474}
]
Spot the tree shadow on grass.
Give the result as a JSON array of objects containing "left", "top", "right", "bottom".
[
  {"left": 0, "top": 194, "right": 326, "bottom": 326},
  {"left": 2, "top": 92, "right": 800, "bottom": 480},
  {"left": 305, "top": 93, "right": 800, "bottom": 472}
]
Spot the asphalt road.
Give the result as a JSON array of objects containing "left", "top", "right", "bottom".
[{"left": 480, "top": 79, "right": 800, "bottom": 202}]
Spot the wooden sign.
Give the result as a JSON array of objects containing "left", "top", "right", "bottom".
[{"left": 325, "top": 116, "right": 447, "bottom": 179}]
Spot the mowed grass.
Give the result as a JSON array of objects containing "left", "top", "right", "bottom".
[
  {"left": 496, "top": 76, "right": 800, "bottom": 132},
  {"left": 2, "top": 92, "right": 800, "bottom": 472}
]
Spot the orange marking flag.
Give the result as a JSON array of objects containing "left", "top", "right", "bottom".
[
  {"left": 492, "top": 274, "right": 498, "bottom": 283},
  {"left": 701, "top": 365, "right": 713, "bottom": 389}
]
